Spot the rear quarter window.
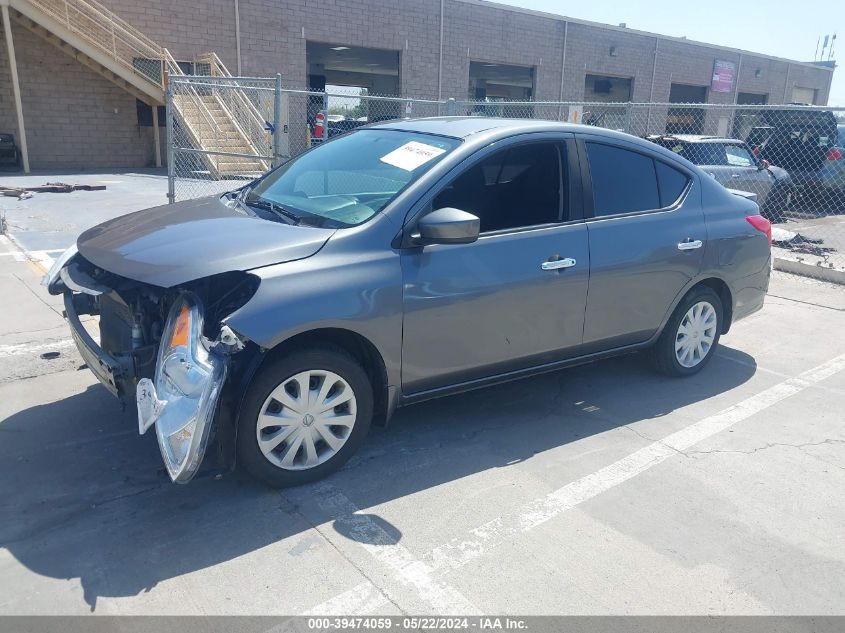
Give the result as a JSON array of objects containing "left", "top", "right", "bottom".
[{"left": 655, "top": 162, "right": 690, "bottom": 207}]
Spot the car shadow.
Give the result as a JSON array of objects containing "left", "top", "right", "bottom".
[{"left": 0, "top": 348, "right": 757, "bottom": 611}]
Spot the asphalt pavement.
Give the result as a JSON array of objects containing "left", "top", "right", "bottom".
[{"left": 1, "top": 226, "right": 844, "bottom": 615}]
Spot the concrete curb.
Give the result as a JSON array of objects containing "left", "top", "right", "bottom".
[{"left": 774, "top": 256, "right": 845, "bottom": 285}]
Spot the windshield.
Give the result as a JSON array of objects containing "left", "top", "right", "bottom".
[{"left": 245, "top": 129, "right": 460, "bottom": 227}]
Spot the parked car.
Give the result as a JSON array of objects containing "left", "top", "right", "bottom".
[
  {"left": 748, "top": 109, "right": 845, "bottom": 210},
  {"left": 647, "top": 134, "right": 793, "bottom": 222},
  {"left": 44, "top": 118, "right": 772, "bottom": 487}
]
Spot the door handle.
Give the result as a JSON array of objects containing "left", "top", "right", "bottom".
[
  {"left": 541, "top": 257, "right": 577, "bottom": 271},
  {"left": 677, "top": 239, "right": 703, "bottom": 251}
]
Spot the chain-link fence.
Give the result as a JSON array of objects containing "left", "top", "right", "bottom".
[
  {"left": 167, "top": 75, "right": 276, "bottom": 201},
  {"left": 167, "top": 78, "right": 845, "bottom": 271},
  {"left": 167, "top": 78, "right": 445, "bottom": 202}
]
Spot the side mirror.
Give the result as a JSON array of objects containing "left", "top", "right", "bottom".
[{"left": 415, "top": 207, "right": 480, "bottom": 245}]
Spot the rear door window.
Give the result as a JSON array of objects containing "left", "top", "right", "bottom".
[{"left": 586, "top": 143, "right": 660, "bottom": 216}]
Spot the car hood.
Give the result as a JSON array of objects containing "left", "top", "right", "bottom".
[{"left": 76, "top": 196, "right": 335, "bottom": 287}]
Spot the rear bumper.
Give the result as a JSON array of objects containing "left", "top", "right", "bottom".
[
  {"left": 63, "top": 292, "right": 138, "bottom": 399},
  {"left": 730, "top": 254, "right": 771, "bottom": 325}
]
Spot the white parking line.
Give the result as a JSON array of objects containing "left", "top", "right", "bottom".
[
  {"left": 0, "top": 235, "right": 24, "bottom": 261},
  {"left": 302, "top": 484, "right": 481, "bottom": 615},
  {"left": 305, "top": 351, "right": 845, "bottom": 615},
  {"left": 0, "top": 234, "right": 54, "bottom": 272},
  {"left": 0, "top": 251, "right": 25, "bottom": 260},
  {"left": 0, "top": 339, "right": 75, "bottom": 358}
]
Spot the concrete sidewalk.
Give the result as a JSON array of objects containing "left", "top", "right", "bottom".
[{"left": 0, "top": 235, "right": 84, "bottom": 382}]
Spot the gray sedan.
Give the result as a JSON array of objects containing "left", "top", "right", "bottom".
[
  {"left": 44, "top": 118, "right": 772, "bottom": 487},
  {"left": 647, "top": 134, "right": 794, "bottom": 221}
]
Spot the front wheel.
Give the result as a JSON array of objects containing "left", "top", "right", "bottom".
[
  {"left": 651, "top": 287, "right": 723, "bottom": 377},
  {"left": 237, "top": 345, "right": 373, "bottom": 487}
]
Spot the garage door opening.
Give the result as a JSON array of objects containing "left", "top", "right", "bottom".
[
  {"left": 469, "top": 61, "right": 534, "bottom": 116},
  {"left": 584, "top": 74, "right": 632, "bottom": 102},
  {"left": 582, "top": 74, "right": 633, "bottom": 129},
  {"left": 667, "top": 84, "right": 708, "bottom": 134},
  {"left": 737, "top": 92, "right": 768, "bottom": 105},
  {"left": 791, "top": 86, "right": 818, "bottom": 105},
  {"left": 306, "top": 42, "right": 402, "bottom": 136},
  {"left": 307, "top": 42, "right": 400, "bottom": 95},
  {"left": 732, "top": 93, "right": 769, "bottom": 139}
]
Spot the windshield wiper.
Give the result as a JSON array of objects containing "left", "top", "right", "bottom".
[{"left": 245, "top": 197, "right": 301, "bottom": 225}]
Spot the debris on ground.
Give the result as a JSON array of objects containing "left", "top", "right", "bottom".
[
  {"left": 0, "top": 182, "right": 107, "bottom": 199},
  {"left": 772, "top": 226, "right": 836, "bottom": 257}
]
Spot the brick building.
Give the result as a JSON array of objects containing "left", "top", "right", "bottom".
[{"left": 0, "top": 0, "right": 835, "bottom": 170}]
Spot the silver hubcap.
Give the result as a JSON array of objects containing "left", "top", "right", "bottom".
[
  {"left": 675, "top": 301, "right": 718, "bottom": 368},
  {"left": 256, "top": 370, "right": 357, "bottom": 470}
]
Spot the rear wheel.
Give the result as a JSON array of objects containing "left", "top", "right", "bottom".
[
  {"left": 762, "top": 184, "right": 792, "bottom": 223},
  {"left": 651, "top": 287, "right": 723, "bottom": 377},
  {"left": 237, "top": 345, "right": 373, "bottom": 487}
]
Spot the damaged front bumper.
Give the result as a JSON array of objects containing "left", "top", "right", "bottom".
[{"left": 63, "top": 291, "right": 147, "bottom": 399}]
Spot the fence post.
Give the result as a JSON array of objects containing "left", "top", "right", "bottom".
[
  {"left": 166, "top": 77, "right": 175, "bottom": 204},
  {"left": 272, "top": 73, "right": 282, "bottom": 168},
  {"left": 624, "top": 102, "right": 633, "bottom": 134},
  {"left": 446, "top": 97, "right": 457, "bottom": 116}
]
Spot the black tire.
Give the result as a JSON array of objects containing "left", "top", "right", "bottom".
[
  {"left": 237, "top": 344, "right": 373, "bottom": 488},
  {"left": 762, "top": 184, "right": 791, "bottom": 224},
  {"left": 651, "top": 286, "right": 723, "bottom": 377}
]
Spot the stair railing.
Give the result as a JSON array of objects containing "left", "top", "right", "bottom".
[
  {"left": 193, "top": 52, "right": 271, "bottom": 168},
  {"left": 164, "top": 48, "right": 227, "bottom": 175},
  {"left": 23, "top": 0, "right": 166, "bottom": 89}
]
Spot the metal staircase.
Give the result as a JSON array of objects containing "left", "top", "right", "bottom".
[
  {"left": 7, "top": 0, "right": 268, "bottom": 177},
  {"left": 174, "top": 51, "right": 270, "bottom": 178}
]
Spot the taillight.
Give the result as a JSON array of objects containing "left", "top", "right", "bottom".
[
  {"left": 826, "top": 148, "right": 843, "bottom": 161},
  {"left": 746, "top": 214, "right": 772, "bottom": 246},
  {"left": 751, "top": 146, "right": 759, "bottom": 156}
]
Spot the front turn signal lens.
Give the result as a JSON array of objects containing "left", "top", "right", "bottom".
[{"left": 169, "top": 303, "right": 191, "bottom": 348}]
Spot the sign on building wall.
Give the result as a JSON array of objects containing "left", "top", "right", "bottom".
[{"left": 711, "top": 60, "right": 736, "bottom": 93}]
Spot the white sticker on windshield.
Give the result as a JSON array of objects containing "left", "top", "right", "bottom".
[{"left": 380, "top": 141, "right": 446, "bottom": 171}]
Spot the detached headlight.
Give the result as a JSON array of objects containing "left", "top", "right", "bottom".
[
  {"left": 136, "top": 292, "right": 227, "bottom": 483},
  {"left": 41, "top": 243, "right": 78, "bottom": 290}
]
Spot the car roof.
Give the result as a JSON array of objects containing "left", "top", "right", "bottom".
[
  {"left": 367, "top": 116, "right": 628, "bottom": 141},
  {"left": 362, "top": 116, "right": 709, "bottom": 173},
  {"left": 649, "top": 134, "right": 743, "bottom": 144}
]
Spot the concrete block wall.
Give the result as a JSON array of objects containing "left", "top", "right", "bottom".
[
  {"left": 2, "top": 0, "right": 836, "bottom": 169},
  {"left": 93, "top": 0, "right": 239, "bottom": 73},
  {"left": 0, "top": 22, "right": 153, "bottom": 170},
  {"left": 93, "top": 0, "right": 832, "bottom": 106},
  {"left": 441, "top": 0, "right": 565, "bottom": 101}
]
